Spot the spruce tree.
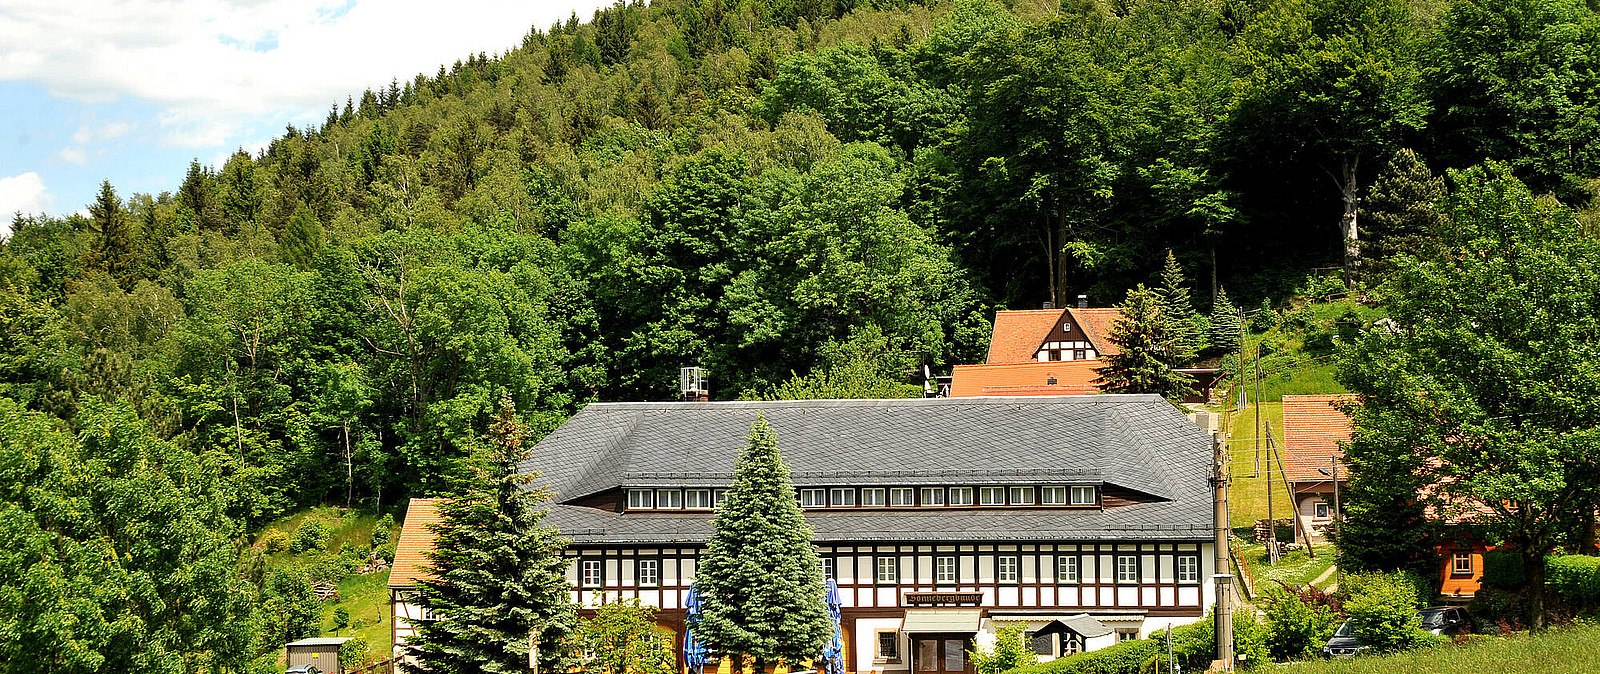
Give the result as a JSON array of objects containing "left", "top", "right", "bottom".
[
  {"left": 1207, "top": 287, "right": 1242, "bottom": 355},
  {"left": 1157, "top": 251, "right": 1202, "bottom": 363},
  {"left": 696, "top": 415, "right": 832, "bottom": 672},
  {"left": 280, "top": 202, "right": 325, "bottom": 270},
  {"left": 1362, "top": 149, "right": 1448, "bottom": 284},
  {"left": 1093, "top": 285, "right": 1196, "bottom": 401},
  {"left": 86, "top": 179, "right": 137, "bottom": 289},
  {"left": 404, "top": 397, "right": 576, "bottom": 674}
]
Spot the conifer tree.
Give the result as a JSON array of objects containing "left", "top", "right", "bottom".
[
  {"left": 404, "top": 397, "right": 576, "bottom": 674},
  {"left": 1094, "top": 285, "right": 1196, "bottom": 401},
  {"left": 696, "top": 415, "right": 832, "bottom": 672},
  {"left": 1207, "top": 287, "right": 1242, "bottom": 355},
  {"left": 1362, "top": 148, "right": 1448, "bottom": 284},
  {"left": 85, "top": 179, "right": 137, "bottom": 289},
  {"left": 1157, "top": 251, "right": 1202, "bottom": 363},
  {"left": 280, "top": 202, "right": 324, "bottom": 270}
]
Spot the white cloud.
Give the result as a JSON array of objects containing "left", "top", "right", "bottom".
[
  {"left": 0, "top": 0, "right": 612, "bottom": 147},
  {"left": 0, "top": 173, "right": 53, "bottom": 230},
  {"left": 57, "top": 147, "right": 88, "bottom": 165}
]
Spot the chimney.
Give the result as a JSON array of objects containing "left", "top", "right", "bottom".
[
  {"left": 1041, "top": 301, "right": 1055, "bottom": 310},
  {"left": 1076, "top": 294, "right": 1089, "bottom": 308},
  {"left": 680, "top": 366, "right": 709, "bottom": 402}
]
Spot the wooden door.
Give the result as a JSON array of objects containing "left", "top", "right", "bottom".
[{"left": 912, "top": 636, "right": 973, "bottom": 674}]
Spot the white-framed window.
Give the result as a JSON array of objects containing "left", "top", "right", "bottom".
[
  {"left": 628, "top": 489, "right": 653, "bottom": 509},
  {"left": 1058, "top": 555, "right": 1079, "bottom": 583},
  {"left": 862, "top": 488, "right": 887, "bottom": 506},
  {"left": 1116, "top": 555, "right": 1138, "bottom": 583},
  {"left": 1116, "top": 629, "right": 1140, "bottom": 642},
  {"left": 637, "top": 559, "right": 660, "bottom": 587},
  {"left": 656, "top": 489, "right": 682, "bottom": 509},
  {"left": 1041, "top": 486, "right": 1068, "bottom": 505},
  {"left": 890, "top": 488, "right": 916, "bottom": 507},
  {"left": 1453, "top": 552, "right": 1473, "bottom": 575},
  {"left": 1063, "top": 634, "right": 1082, "bottom": 655},
  {"left": 876, "top": 630, "right": 900, "bottom": 662},
  {"left": 921, "top": 487, "right": 945, "bottom": 506},
  {"left": 800, "top": 489, "right": 827, "bottom": 508},
  {"left": 949, "top": 487, "right": 974, "bottom": 506},
  {"left": 1177, "top": 555, "right": 1199, "bottom": 583},
  {"left": 935, "top": 556, "right": 957, "bottom": 584},
  {"left": 831, "top": 488, "right": 856, "bottom": 507},
  {"left": 1315, "top": 501, "right": 1331, "bottom": 519},
  {"left": 581, "top": 560, "right": 602, "bottom": 587},
  {"left": 998, "top": 555, "right": 1020, "bottom": 583},
  {"left": 820, "top": 557, "right": 835, "bottom": 579},
  {"left": 1009, "top": 486, "right": 1035, "bottom": 506},
  {"left": 713, "top": 489, "right": 729, "bottom": 508},
  {"left": 876, "top": 556, "right": 899, "bottom": 583},
  {"left": 1071, "top": 486, "right": 1096, "bottom": 505},
  {"left": 420, "top": 606, "right": 441, "bottom": 621},
  {"left": 980, "top": 487, "right": 1006, "bottom": 506},
  {"left": 686, "top": 489, "right": 713, "bottom": 509}
]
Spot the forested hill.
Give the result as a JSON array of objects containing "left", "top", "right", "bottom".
[{"left": 4, "top": 0, "right": 1600, "bottom": 519}]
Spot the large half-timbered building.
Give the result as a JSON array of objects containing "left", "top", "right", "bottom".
[{"left": 393, "top": 395, "right": 1218, "bottom": 673}]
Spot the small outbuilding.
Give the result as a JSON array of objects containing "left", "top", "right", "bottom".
[{"left": 286, "top": 636, "right": 352, "bottom": 673}]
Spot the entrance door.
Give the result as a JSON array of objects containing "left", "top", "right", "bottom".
[{"left": 912, "top": 636, "right": 973, "bottom": 674}]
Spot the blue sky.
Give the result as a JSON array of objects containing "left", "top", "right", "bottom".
[{"left": 0, "top": 0, "right": 612, "bottom": 230}]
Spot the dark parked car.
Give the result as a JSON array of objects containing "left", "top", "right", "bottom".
[
  {"left": 1322, "top": 606, "right": 1473, "bottom": 657},
  {"left": 1417, "top": 606, "right": 1473, "bottom": 636},
  {"left": 285, "top": 666, "right": 321, "bottom": 674}
]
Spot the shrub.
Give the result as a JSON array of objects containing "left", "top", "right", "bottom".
[
  {"left": 339, "top": 635, "right": 370, "bottom": 667},
  {"left": 376, "top": 542, "right": 397, "bottom": 564},
  {"left": 1263, "top": 587, "right": 1341, "bottom": 661},
  {"left": 333, "top": 606, "right": 350, "bottom": 631},
  {"left": 1480, "top": 549, "right": 1526, "bottom": 590},
  {"left": 290, "top": 518, "right": 331, "bottom": 553},
  {"left": 372, "top": 513, "right": 395, "bottom": 548},
  {"left": 261, "top": 528, "right": 290, "bottom": 554},
  {"left": 1545, "top": 554, "right": 1600, "bottom": 603},
  {"left": 1007, "top": 611, "right": 1265, "bottom": 674},
  {"left": 1344, "top": 572, "right": 1428, "bottom": 652},
  {"left": 971, "top": 624, "right": 1038, "bottom": 674}
]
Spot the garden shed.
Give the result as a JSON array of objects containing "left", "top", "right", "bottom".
[{"left": 285, "top": 636, "right": 351, "bottom": 673}]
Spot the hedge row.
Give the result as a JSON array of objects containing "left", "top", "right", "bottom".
[
  {"left": 1481, "top": 550, "right": 1600, "bottom": 604},
  {"left": 1004, "top": 611, "right": 1269, "bottom": 674}
]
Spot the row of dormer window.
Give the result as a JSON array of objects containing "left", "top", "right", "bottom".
[{"left": 624, "top": 485, "right": 1098, "bottom": 510}]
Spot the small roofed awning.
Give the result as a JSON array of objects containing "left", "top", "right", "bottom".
[
  {"left": 1035, "top": 614, "right": 1113, "bottom": 639},
  {"left": 900, "top": 609, "right": 984, "bottom": 634}
]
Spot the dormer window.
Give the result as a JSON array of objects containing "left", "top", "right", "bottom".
[
  {"left": 713, "top": 489, "right": 729, "bottom": 508},
  {"left": 980, "top": 487, "right": 1005, "bottom": 506},
  {"left": 800, "top": 489, "right": 827, "bottom": 508},
  {"left": 921, "top": 488, "right": 945, "bottom": 506},
  {"left": 656, "top": 489, "right": 682, "bottom": 509},
  {"left": 890, "top": 488, "right": 915, "bottom": 507},
  {"left": 1041, "top": 486, "right": 1067, "bottom": 505},
  {"left": 628, "top": 489, "right": 653, "bottom": 509},
  {"left": 1009, "top": 486, "right": 1035, "bottom": 506},
  {"left": 831, "top": 488, "right": 856, "bottom": 506},
  {"left": 1071, "top": 486, "right": 1097, "bottom": 505},
  {"left": 686, "top": 489, "right": 713, "bottom": 509}
]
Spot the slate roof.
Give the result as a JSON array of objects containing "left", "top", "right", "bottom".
[
  {"left": 1281, "top": 394, "right": 1355, "bottom": 483},
  {"left": 522, "top": 395, "right": 1214, "bottom": 544}
]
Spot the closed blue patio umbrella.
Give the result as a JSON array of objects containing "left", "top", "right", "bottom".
[
  {"left": 683, "top": 585, "right": 710, "bottom": 674},
  {"left": 822, "top": 579, "right": 845, "bottom": 674}
]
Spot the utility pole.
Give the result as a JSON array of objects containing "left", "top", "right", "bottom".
[
  {"left": 1213, "top": 436, "right": 1234, "bottom": 671},
  {"left": 1330, "top": 458, "right": 1342, "bottom": 585},
  {"left": 1253, "top": 344, "right": 1263, "bottom": 477}
]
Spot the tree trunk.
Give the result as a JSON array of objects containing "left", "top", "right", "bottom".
[
  {"left": 344, "top": 420, "right": 354, "bottom": 509},
  {"left": 1524, "top": 547, "right": 1546, "bottom": 631},
  {"left": 1339, "top": 158, "right": 1361, "bottom": 289},
  {"left": 1055, "top": 207, "right": 1069, "bottom": 310}
]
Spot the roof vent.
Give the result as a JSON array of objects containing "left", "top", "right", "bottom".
[
  {"left": 1042, "top": 301, "right": 1055, "bottom": 310},
  {"left": 1077, "top": 294, "right": 1089, "bottom": 308},
  {"left": 680, "top": 366, "right": 709, "bottom": 402}
]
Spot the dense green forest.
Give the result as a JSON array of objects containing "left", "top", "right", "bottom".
[{"left": 1, "top": 0, "right": 1599, "bottom": 666}]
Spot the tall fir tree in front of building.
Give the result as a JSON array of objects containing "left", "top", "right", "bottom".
[
  {"left": 404, "top": 397, "right": 576, "bottom": 674},
  {"left": 696, "top": 415, "right": 832, "bottom": 672},
  {"left": 1094, "top": 285, "right": 1196, "bottom": 401},
  {"left": 1157, "top": 251, "right": 1203, "bottom": 364}
]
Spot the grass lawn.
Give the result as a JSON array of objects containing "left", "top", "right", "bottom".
[
  {"left": 255, "top": 506, "right": 401, "bottom": 661},
  {"left": 1273, "top": 622, "right": 1600, "bottom": 674},
  {"left": 1235, "top": 542, "right": 1337, "bottom": 591},
  {"left": 1223, "top": 401, "right": 1290, "bottom": 529}
]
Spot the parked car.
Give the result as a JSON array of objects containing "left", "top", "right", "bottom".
[
  {"left": 1417, "top": 606, "right": 1473, "bottom": 636},
  {"left": 285, "top": 666, "right": 321, "bottom": 674},
  {"left": 1322, "top": 606, "right": 1473, "bottom": 657}
]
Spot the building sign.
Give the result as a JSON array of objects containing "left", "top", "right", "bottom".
[{"left": 903, "top": 592, "right": 984, "bottom": 606}]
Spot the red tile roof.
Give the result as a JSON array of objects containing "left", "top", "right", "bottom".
[
  {"left": 1068, "top": 308, "right": 1123, "bottom": 357},
  {"left": 985, "top": 309, "right": 1068, "bottom": 364},
  {"left": 1281, "top": 394, "right": 1355, "bottom": 483},
  {"left": 388, "top": 498, "right": 446, "bottom": 589},
  {"left": 985, "top": 307, "right": 1125, "bottom": 364},
  {"left": 949, "top": 361, "right": 1103, "bottom": 397}
]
